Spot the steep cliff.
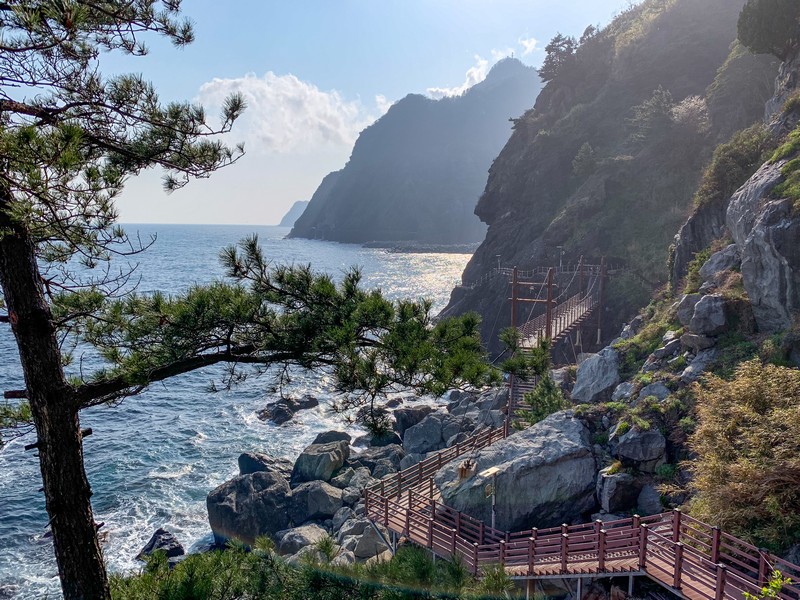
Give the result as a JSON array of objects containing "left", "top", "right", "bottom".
[
  {"left": 289, "top": 58, "right": 541, "bottom": 245},
  {"left": 441, "top": 0, "right": 778, "bottom": 356},
  {"left": 278, "top": 201, "right": 310, "bottom": 227}
]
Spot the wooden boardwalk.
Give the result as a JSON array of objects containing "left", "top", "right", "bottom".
[{"left": 364, "top": 427, "right": 800, "bottom": 600}]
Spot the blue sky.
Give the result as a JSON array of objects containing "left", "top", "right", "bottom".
[{"left": 114, "top": 1, "right": 636, "bottom": 225}]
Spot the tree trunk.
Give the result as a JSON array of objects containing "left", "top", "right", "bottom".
[{"left": 0, "top": 203, "right": 111, "bottom": 599}]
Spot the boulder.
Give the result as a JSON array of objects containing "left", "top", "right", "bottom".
[
  {"left": 278, "top": 524, "right": 328, "bottom": 555},
  {"left": 341, "top": 487, "right": 362, "bottom": 506},
  {"left": 331, "top": 549, "right": 357, "bottom": 566},
  {"left": 637, "top": 485, "right": 663, "bottom": 516},
  {"left": 615, "top": 429, "right": 666, "bottom": 473},
  {"left": 332, "top": 507, "right": 355, "bottom": 531},
  {"left": 289, "top": 481, "right": 344, "bottom": 524},
  {"left": 571, "top": 348, "right": 620, "bottom": 404},
  {"left": 366, "top": 431, "right": 403, "bottom": 447},
  {"left": 596, "top": 468, "right": 643, "bottom": 514},
  {"left": 393, "top": 405, "right": 435, "bottom": 437},
  {"left": 330, "top": 467, "right": 356, "bottom": 489},
  {"left": 399, "top": 453, "right": 425, "bottom": 470},
  {"left": 681, "top": 333, "right": 716, "bottom": 351},
  {"left": 312, "top": 430, "right": 352, "bottom": 445},
  {"left": 680, "top": 348, "right": 718, "bottom": 384},
  {"left": 435, "top": 411, "right": 597, "bottom": 531},
  {"left": 726, "top": 160, "right": 786, "bottom": 247},
  {"left": 740, "top": 199, "right": 800, "bottom": 332},
  {"left": 352, "top": 525, "right": 390, "bottom": 560},
  {"left": 207, "top": 471, "right": 291, "bottom": 546},
  {"left": 336, "top": 517, "right": 372, "bottom": 541},
  {"left": 611, "top": 382, "right": 634, "bottom": 402},
  {"left": 136, "top": 528, "right": 185, "bottom": 560},
  {"left": 257, "top": 395, "right": 320, "bottom": 425},
  {"left": 689, "top": 294, "right": 728, "bottom": 336},
  {"left": 676, "top": 294, "right": 701, "bottom": 328},
  {"left": 699, "top": 244, "right": 740, "bottom": 283},
  {"left": 346, "top": 467, "right": 377, "bottom": 491},
  {"left": 291, "top": 441, "right": 349, "bottom": 485},
  {"left": 652, "top": 338, "right": 681, "bottom": 359},
  {"left": 636, "top": 383, "right": 670, "bottom": 403},
  {"left": 238, "top": 452, "right": 293, "bottom": 478},
  {"left": 349, "top": 445, "right": 405, "bottom": 475}
]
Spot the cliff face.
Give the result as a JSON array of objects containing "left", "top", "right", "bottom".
[
  {"left": 278, "top": 201, "right": 310, "bottom": 228},
  {"left": 441, "top": 0, "right": 778, "bottom": 356},
  {"left": 289, "top": 58, "right": 541, "bottom": 245}
]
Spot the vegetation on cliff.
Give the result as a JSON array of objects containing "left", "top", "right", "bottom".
[{"left": 442, "top": 0, "right": 779, "bottom": 356}]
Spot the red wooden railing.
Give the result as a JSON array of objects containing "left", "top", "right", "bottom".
[{"left": 364, "top": 428, "right": 800, "bottom": 600}]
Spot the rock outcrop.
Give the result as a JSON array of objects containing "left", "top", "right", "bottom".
[
  {"left": 290, "top": 441, "right": 349, "bottom": 485},
  {"left": 207, "top": 472, "right": 292, "bottom": 546},
  {"left": 571, "top": 348, "right": 620, "bottom": 404},
  {"left": 434, "top": 411, "right": 596, "bottom": 531}
]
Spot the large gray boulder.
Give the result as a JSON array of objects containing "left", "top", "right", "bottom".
[
  {"left": 726, "top": 160, "right": 786, "bottom": 247},
  {"left": 571, "top": 348, "right": 620, "bottom": 404},
  {"left": 238, "top": 452, "right": 293, "bottom": 478},
  {"left": 689, "top": 294, "right": 728, "bottom": 336},
  {"left": 403, "top": 413, "right": 473, "bottom": 455},
  {"left": 680, "top": 348, "right": 718, "bottom": 384},
  {"left": 615, "top": 429, "right": 666, "bottom": 473},
  {"left": 434, "top": 411, "right": 597, "bottom": 531},
  {"left": 637, "top": 383, "right": 670, "bottom": 403},
  {"left": 677, "top": 294, "right": 701, "bottom": 328},
  {"left": 278, "top": 524, "right": 328, "bottom": 555},
  {"left": 393, "top": 405, "right": 435, "bottom": 437},
  {"left": 596, "top": 468, "right": 642, "bottom": 514},
  {"left": 699, "top": 244, "right": 740, "bottom": 283},
  {"left": 291, "top": 441, "right": 349, "bottom": 485},
  {"left": 312, "top": 430, "right": 352, "bottom": 445},
  {"left": 257, "top": 395, "right": 320, "bottom": 425},
  {"left": 137, "top": 528, "right": 185, "bottom": 560},
  {"left": 740, "top": 199, "right": 800, "bottom": 332},
  {"left": 349, "top": 445, "right": 405, "bottom": 476},
  {"left": 289, "top": 481, "right": 344, "bottom": 524},
  {"left": 207, "top": 471, "right": 291, "bottom": 546}
]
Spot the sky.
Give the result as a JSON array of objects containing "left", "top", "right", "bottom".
[{"left": 111, "top": 1, "right": 637, "bottom": 225}]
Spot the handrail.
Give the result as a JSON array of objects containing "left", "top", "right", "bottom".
[{"left": 365, "top": 425, "right": 800, "bottom": 600}]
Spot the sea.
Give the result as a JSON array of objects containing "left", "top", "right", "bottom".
[{"left": 0, "top": 224, "right": 471, "bottom": 598}]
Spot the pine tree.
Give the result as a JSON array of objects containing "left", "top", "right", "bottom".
[
  {"left": 539, "top": 33, "right": 578, "bottom": 83},
  {"left": 738, "top": 0, "right": 800, "bottom": 61},
  {"left": 0, "top": 3, "right": 493, "bottom": 599}
]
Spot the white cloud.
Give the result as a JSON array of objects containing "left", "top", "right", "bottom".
[
  {"left": 519, "top": 36, "right": 539, "bottom": 56},
  {"left": 197, "top": 72, "right": 386, "bottom": 154},
  {"left": 375, "top": 94, "right": 393, "bottom": 116},
  {"left": 427, "top": 55, "right": 489, "bottom": 99},
  {"left": 491, "top": 47, "right": 515, "bottom": 62}
]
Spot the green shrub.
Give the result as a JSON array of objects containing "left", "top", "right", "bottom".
[
  {"left": 684, "top": 247, "right": 712, "bottom": 294},
  {"left": 694, "top": 124, "right": 774, "bottom": 207},
  {"left": 656, "top": 463, "right": 678, "bottom": 482},
  {"left": 688, "top": 361, "right": 800, "bottom": 552}
]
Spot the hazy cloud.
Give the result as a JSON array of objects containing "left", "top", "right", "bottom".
[
  {"left": 491, "top": 47, "right": 515, "bottom": 61},
  {"left": 426, "top": 55, "right": 489, "bottom": 99},
  {"left": 518, "top": 36, "right": 539, "bottom": 56},
  {"left": 197, "top": 72, "right": 386, "bottom": 154}
]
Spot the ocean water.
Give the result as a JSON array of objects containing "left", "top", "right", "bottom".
[{"left": 0, "top": 224, "right": 470, "bottom": 598}]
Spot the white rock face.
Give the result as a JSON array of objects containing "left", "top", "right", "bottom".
[
  {"left": 571, "top": 347, "right": 620, "bottom": 404},
  {"left": 740, "top": 199, "right": 800, "bottom": 332},
  {"left": 726, "top": 160, "right": 786, "bottom": 247},
  {"left": 434, "top": 411, "right": 597, "bottom": 531}
]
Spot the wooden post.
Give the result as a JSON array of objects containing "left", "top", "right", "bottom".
[
  {"left": 561, "top": 533, "right": 569, "bottom": 573},
  {"left": 396, "top": 472, "right": 402, "bottom": 495},
  {"left": 598, "top": 529, "right": 607, "bottom": 572},
  {"left": 758, "top": 549, "right": 770, "bottom": 586},
  {"left": 715, "top": 565, "right": 727, "bottom": 600},
  {"left": 639, "top": 523, "right": 648, "bottom": 570},
  {"left": 384, "top": 497, "right": 389, "bottom": 528},
  {"left": 456, "top": 512, "right": 462, "bottom": 538},
  {"left": 473, "top": 543, "right": 479, "bottom": 576},
  {"left": 429, "top": 476, "right": 434, "bottom": 499},
  {"left": 711, "top": 526, "right": 721, "bottom": 563},
  {"left": 674, "top": 542, "right": 684, "bottom": 589},
  {"left": 480, "top": 521, "right": 485, "bottom": 545},
  {"left": 511, "top": 266, "right": 519, "bottom": 329},
  {"left": 672, "top": 509, "right": 682, "bottom": 543},
  {"left": 427, "top": 517, "right": 433, "bottom": 549},
  {"left": 545, "top": 268, "right": 554, "bottom": 341},
  {"left": 528, "top": 536, "right": 536, "bottom": 575},
  {"left": 597, "top": 256, "right": 606, "bottom": 345},
  {"left": 500, "top": 540, "right": 507, "bottom": 567},
  {"left": 405, "top": 503, "right": 410, "bottom": 535},
  {"left": 451, "top": 527, "right": 457, "bottom": 557}
]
